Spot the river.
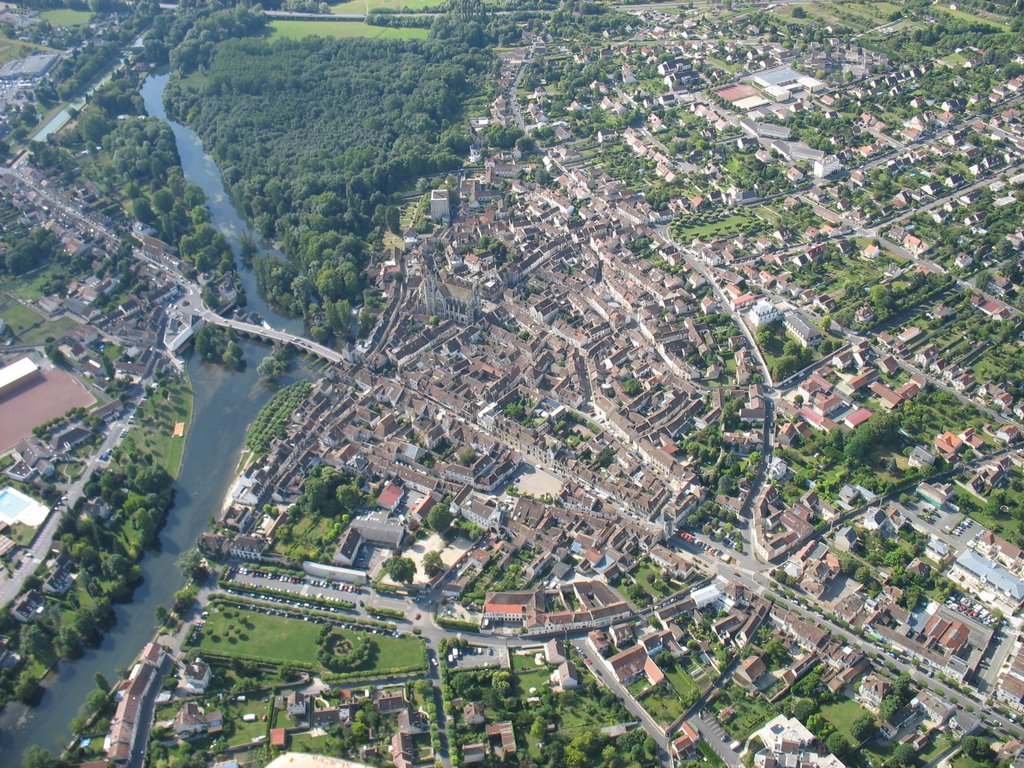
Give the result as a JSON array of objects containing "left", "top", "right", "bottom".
[
  {"left": 140, "top": 73, "right": 304, "bottom": 336},
  {"left": 0, "top": 74, "right": 307, "bottom": 763}
]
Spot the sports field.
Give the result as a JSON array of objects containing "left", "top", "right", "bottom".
[{"left": 0, "top": 364, "right": 94, "bottom": 452}]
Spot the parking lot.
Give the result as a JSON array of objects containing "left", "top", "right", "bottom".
[
  {"left": 946, "top": 589, "right": 1000, "bottom": 628},
  {"left": 223, "top": 566, "right": 418, "bottom": 618},
  {"left": 228, "top": 566, "right": 364, "bottom": 603},
  {"left": 446, "top": 643, "right": 505, "bottom": 670},
  {"left": 902, "top": 499, "right": 982, "bottom": 557}
]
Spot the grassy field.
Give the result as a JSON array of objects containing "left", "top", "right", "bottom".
[
  {"left": 40, "top": 8, "right": 94, "bottom": 26},
  {"left": 514, "top": 665, "right": 551, "bottom": 696},
  {"left": 633, "top": 680, "right": 686, "bottom": 726},
  {"left": 18, "top": 316, "right": 78, "bottom": 345},
  {"left": 120, "top": 378, "right": 193, "bottom": 476},
  {"left": 714, "top": 684, "right": 780, "bottom": 740},
  {"left": 664, "top": 666, "right": 699, "bottom": 702},
  {"left": 820, "top": 699, "right": 869, "bottom": 743},
  {"left": 670, "top": 212, "right": 756, "bottom": 243},
  {"left": 0, "top": 264, "right": 65, "bottom": 301},
  {"left": 0, "top": 36, "right": 56, "bottom": 66},
  {"left": 269, "top": 20, "right": 429, "bottom": 40},
  {"left": 932, "top": 4, "right": 1009, "bottom": 31},
  {"left": 698, "top": 742, "right": 726, "bottom": 768},
  {"left": 198, "top": 603, "right": 425, "bottom": 673},
  {"left": 941, "top": 51, "right": 970, "bottom": 68},
  {"left": 632, "top": 560, "right": 681, "bottom": 600},
  {"left": 0, "top": 301, "right": 43, "bottom": 335},
  {"left": 330, "top": 0, "right": 438, "bottom": 11}
]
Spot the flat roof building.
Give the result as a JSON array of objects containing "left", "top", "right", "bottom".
[{"left": 0, "top": 357, "right": 41, "bottom": 398}]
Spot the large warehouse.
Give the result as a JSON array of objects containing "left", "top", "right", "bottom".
[{"left": 0, "top": 357, "right": 42, "bottom": 398}]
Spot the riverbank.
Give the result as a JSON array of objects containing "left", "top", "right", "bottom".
[
  {"left": 0, "top": 67, "right": 315, "bottom": 766},
  {"left": 0, "top": 372, "right": 194, "bottom": 719},
  {"left": 0, "top": 345, "right": 308, "bottom": 765}
]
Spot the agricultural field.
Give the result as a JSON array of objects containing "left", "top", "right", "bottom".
[
  {"left": 0, "top": 263, "right": 70, "bottom": 301},
  {"left": 771, "top": 1, "right": 904, "bottom": 32},
  {"left": 931, "top": 4, "right": 1009, "bottom": 32},
  {"left": 269, "top": 20, "right": 429, "bottom": 40}
]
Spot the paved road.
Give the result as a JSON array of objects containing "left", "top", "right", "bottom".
[
  {"left": 694, "top": 712, "right": 742, "bottom": 767},
  {"left": 572, "top": 637, "right": 672, "bottom": 767}
]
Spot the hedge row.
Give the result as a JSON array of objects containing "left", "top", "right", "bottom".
[
  {"left": 221, "top": 581, "right": 355, "bottom": 612},
  {"left": 366, "top": 606, "right": 405, "bottom": 620},
  {"left": 436, "top": 617, "right": 480, "bottom": 632},
  {"left": 209, "top": 594, "right": 396, "bottom": 631}
]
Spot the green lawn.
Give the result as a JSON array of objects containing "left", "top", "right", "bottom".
[
  {"left": 952, "top": 756, "right": 991, "bottom": 768},
  {"left": 635, "top": 680, "right": 686, "bottom": 726},
  {"left": 198, "top": 603, "right": 425, "bottom": 673},
  {"left": 664, "top": 666, "right": 699, "bottom": 702},
  {"left": 40, "top": 8, "right": 94, "bottom": 26},
  {"left": 17, "top": 316, "right": 78, "bottom": 345},
  {"left": 118, "top": 379, "right": 193, "bottom": 476},
  {"left": 632, "top": 560, "right": 681, "bottom": 600},
  {"left": 0, "top": 264, "right": 65, "bottom": 300},
  {"left": 941, "top": 51, "right": 970, "bottom": 67},
  {"left": 820, "top": 699, "right": 870, "bottom": 743},
  {"left": 269, "top": 20, "right": 429, "bottom": 40},
  {"left": 0, "top": 301, "right": 43, "bottom": 334},
  {"left": 7, "top": 522, "right": 37, "bottom": 547},
  {"left": 698, "top": 741, "right": 726, "bottom": 768},
  {"left": 670, "top": 213, "right": 756, "bottom": 243},
  {"left": 714, "top": 684, "right": 780, "bottom": 740},
  {"left": 514, "top": 666, "right": 551, "bottom": 696}
]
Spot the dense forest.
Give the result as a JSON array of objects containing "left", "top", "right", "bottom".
[{"left": 157, "top": 2, "right": 492, "bottom": 336}]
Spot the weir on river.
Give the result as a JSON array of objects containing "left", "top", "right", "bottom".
[{"left": 0, "top": 74, "right": 306, "bottom": 763}]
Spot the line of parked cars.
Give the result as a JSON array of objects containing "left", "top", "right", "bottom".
[{"left": 233, "top": 566, "right": 361, "bottom": 593}]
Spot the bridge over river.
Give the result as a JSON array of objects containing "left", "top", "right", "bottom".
[{"left": 193, "top": 308, "right": 348, "bottom": 365}]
